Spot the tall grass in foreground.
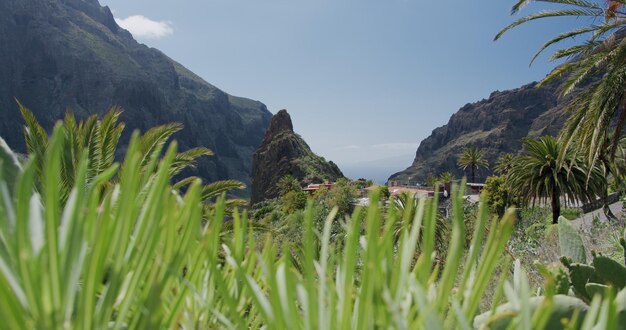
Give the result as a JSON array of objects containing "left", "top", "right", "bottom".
[{"left": 0, "top": 127, "right": 624, "bottom": 329}]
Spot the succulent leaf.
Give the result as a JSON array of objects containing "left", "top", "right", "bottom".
[
  {"left": 584, "top": 283, "right": 609, "bottom": 299},
  {"left": 593, "top": 256, "right": 626, "bottom": 289},
  {"left": 558, "top": 216, "right": 587, "bottom": 264},
  {"left": 474, "top": 295, "right": 589, "bottom": 330},
  {"left": 565, "top": 263, "right": 597, "bottom": 301}
]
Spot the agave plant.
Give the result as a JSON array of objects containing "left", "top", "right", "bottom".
[
  {"left": 0, "top": 130, "right": 514, "bottom": 327},
  {"left": 0, "top": 127, "right": 212, "bottom": 328},
  {"left": 476, "top": 217, "right": 626, "bottom": 329},
  {"left": 2, "top": 127, "right": 626, "bottom": 328}
]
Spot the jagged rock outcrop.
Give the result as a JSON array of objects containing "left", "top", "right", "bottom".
[
  {"left": 251, "top": 110, "right": 344, "bottom": 204},
  {"left": 0, "top": 0, "right": 272, "bottom": 194},
  {"left": 389, "top": 78, "right": 574, "bottom": 184}
]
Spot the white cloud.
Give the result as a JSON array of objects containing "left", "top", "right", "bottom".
[
  {"left": 337, "top": 145, "right": 361, "bottom": 150},
  {"left": 115, "top": 15, "right": 173, "bottom": 39}
]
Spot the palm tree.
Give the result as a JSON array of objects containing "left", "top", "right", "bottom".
[
  {"left": 19, "top": 104, "right": 127, "bottom": 201},
  {"left": 425, "top": 175, "right": 439, "bottom": 189},
  {"left": 507, "top": 136, "right": 605, "bottom": 224},
  {"left": 391, "top": 191, "right": 448, "bottom": 260},
  {"left": 587, "top": 133, "right": 626, "bottom": 220},
  {"left": 438, "top": 171, "right": 455, "bottom": 196},
  {"left": 494, "top": 153, "right": 516, "bottom": 176},
  {"left": 496, "top": 0, "right": 626, "bottom": 168},
  {"left": 457, "top": 147, "right": 489, "bottom": 183},
  {"left": 438, "top": 171, "right": 455, "bottom": 186},
  {"left": 277, "top": 174, "right": 301, "bottom": 196},
  {"left": 610, "top": 135, "right": 626, "bottom": 193},
  {"left": 18, "top": 103, "right": 245, "bottom": 210}
]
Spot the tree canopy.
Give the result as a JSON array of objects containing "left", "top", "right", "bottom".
[
  {"left": 507, "top": 136, "right": 605, "bottom": 224},
  {"left": 457, "top": 147, "right": 489, "bottom": 183}
]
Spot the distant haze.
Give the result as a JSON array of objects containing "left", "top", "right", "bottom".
[{"left": 340, "top": 154, "right": 416, "bottom": 184}]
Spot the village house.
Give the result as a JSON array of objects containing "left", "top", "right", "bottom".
[{"left": 303, "top": 182, "right": 336, "bottom": 194}]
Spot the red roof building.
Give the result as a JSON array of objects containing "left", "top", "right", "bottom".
[{"left": 303, "top": 182, "right": 336, "bottom": 192}]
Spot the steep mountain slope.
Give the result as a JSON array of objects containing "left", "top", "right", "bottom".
[
  {"left": 0, "top": 0, "right": 272, "bottom": 193},
  {"left": 251, "top": 110, "right": 344, "bottom": 204},
  {"left": 389, "top": 79, "right": 573, "bottom": 184}
]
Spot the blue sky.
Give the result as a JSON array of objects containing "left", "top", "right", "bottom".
[{"left": 100, "top": 0, "right": 587, "bottom": 181}]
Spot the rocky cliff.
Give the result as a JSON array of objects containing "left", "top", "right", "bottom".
[
  {"left": 251, "top": 110, "right": 344, "bottom": 204},
  {"left": 389, "top": 78, "right": 573, "bottom": 184},
  {"left": 0, "top": 0, "right": 272, "bottom": 194}
]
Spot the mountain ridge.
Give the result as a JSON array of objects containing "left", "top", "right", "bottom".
[
  {"left": 389, "top": 78, "right": 572, "bottom": 184},
  {"left": 0, "top": 0, "right": 272, "bottom": 194}
]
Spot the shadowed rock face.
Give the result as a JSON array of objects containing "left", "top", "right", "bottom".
[
  {"left": 389, "top": 79, "right": 573, "bottom": 184},
  {"left": 0, "top": 0, "right": 272, "bottom": 195},
  {"left": 251, "top": 110, "right": 344, "bottom": 204}
]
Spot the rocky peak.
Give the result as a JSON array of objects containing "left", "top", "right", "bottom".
[
  {"left": 250, "top": 110, "right": 344, "bottom": 204},
  {"left": 263, "top": 109, "right": 293, "bottom": 139},
  {"left": 61, "top": 0, "right": 120, "bottom": 33}
]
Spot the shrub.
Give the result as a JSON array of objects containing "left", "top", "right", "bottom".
[
  {"left": 277, "top": 174, "right": 301, "bottom": 196},
  {"left": 281, "top": 190, "right": 308, "bottom": 213},
  {"left": 483, "top": 175, "right": 512, "bottom": 216},
  {"left": 560, "top": 207, "right": 582, "bottom": 221},
  {"left": 313, "top": 178, "right": 358, "bottom": 217},
  {"left": 251, "top": 199, "right": 277, "bottom": 220}
]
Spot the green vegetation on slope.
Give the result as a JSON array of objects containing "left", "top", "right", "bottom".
[{"left": 251, "top": 110, "right": 343, "bottom": 204}]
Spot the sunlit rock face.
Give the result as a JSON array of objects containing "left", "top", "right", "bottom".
[{"left": 389, "top": 77, "right": 581, "bottom": 184}]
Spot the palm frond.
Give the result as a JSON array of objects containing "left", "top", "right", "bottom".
[
  {"left": 172, "top": 176, "right": 201, "bottom": 190},
  {"left": 201, "top": 180, "right": 246, "bottom": 201},
  {"left": 500, "top": 0, "right": 626, "bottom": 168},
  {"left": 63, "top": 111, "right": 80, "bottom": 164},
  {"left": 81, "top": 114, "right": 102, "bottom": 182},
  {"left": 531, "top": 25, "right": 599, "bottom": 64},
  {"left": 17, "top": 100, "right": 48, "bottom": 181},
  {"left": 557, "top": 57, "right": 602, "bottom": 95},
  {"left": 549, "top": 41, "right": 601, "bottom": 62},
  {"left": 511, "top": 0, "right": 533, "bottom": 14},
  {"left": 169, "top": 147, "right": 213, "bottom": 177},
  {"left": 542, "top": 0, "right": 602, "bottom": 9},
  {"left": 511, "top": 0, "right": 602, "bottom": 14},
  {"left": 224, "top": 198, "right": 248, "bottom": 209},
  {"left": 495, "top": 9, "right": 603, "bottom": 41},
  {"left": 61, "top": 112, "right": 79, "bottom": 196},
  {"left": 97, "top": 107, "right": 124, "bottom": 172},
  {"left": 138, "top": 123, "right": 183, "bottom": 170},
  {"left": 557, "top": 91, "right": 592, "bottom": 162},
  {"left": 17, "top": 101, "right": 48, "bottom": 153}
]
